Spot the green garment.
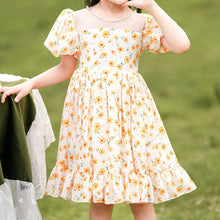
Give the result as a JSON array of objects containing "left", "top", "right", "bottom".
[{"left": 0, "top": 79, "right": 36, "bottom": 185}]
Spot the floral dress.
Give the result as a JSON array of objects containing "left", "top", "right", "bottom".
[{"left": 43, "top": 7, "right": 197, "bottom": 204}]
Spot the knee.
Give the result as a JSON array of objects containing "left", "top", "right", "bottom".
[
  {"left": 130, "top": 203, "right": 146, "bottom": 213},
  {"left": 130, "top": 203, "right": 155, "bottom": 217},
  {"left": 90, "top": 202, "right": 113, "bottom": 211}
]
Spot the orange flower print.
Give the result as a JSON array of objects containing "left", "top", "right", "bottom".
[
  {"left": 68, "top": 26, "right": 75, "bottom": 32},
  {"left": 159, "top": 189, "right": 166, "bottom": 196},
  {"left": 159, "top": 126, "right": 165, "bottom": 134},
  {"left": 107, "top": 117, "right": 113, "bottom": 123},
  {"left": 62, "top": 47, "right": 68, "bottom": 53},
  {"left": 98, "top": 112, "right": 104, "bottom": 118},
  {"left": 109, "top": 60, "right": 115, "bottom": 67},
  {"left": 123, "top": 37, "right": 128, "bottom": 43},
  {"left": 67, "top": 19, "right": 73, "bottom": 24},
  {"left": 137, "top": 100, "right": 142, "bottom": 108},
  {"left": 98, "top": 148, "right": 105, "bottom": 154},
  {"left": 101, "top": 52, "right": 107, "bottom": 58},
  {"left": 83, "top": 141, "right": 88, "bottom": 148},
  {"left": 69, "top": 155, "right": 74, "bottom": 161},
  {"left": 87, "top": 56, "right": 91, "bottom": 62},
  {"left": 59, "top": 160, "right": 65, "bottom": 166},
  {"left": 95, "top": 96, "right": 102, "bottom": 104},
  {"left": 84, "top": 167, "right": 90, "bottom": 173},
  {"left": 154, "top": 157, "right": 161, "bottom": 165},
  {"left": 92, "top": 183, "right": 99, "bottom": 190},
  {"left": 176, "top": 186, "right": 183, "bottom": 193},
  {"left": 98, "top": 42, "right": 105, "bottom": 48},
  {"left": 83, "top": 67, "right": 89, "bottom": 74},
  {"left": 82, "top": 41, "right": 88, "bottom": 49},
  {"left": 132, "top": 33, "right": 139, "bottom": 40},
  {"left": 133, "top": 192, "right": 138, "bottom": 198},
  {"left": 124, "top": 56, "right": 130, "bottom": 63},
  {"left": 103, "top": 30, "right": 110, "bottom": 38},
  {"left": 157, "top": 197, "right": 162, "bottom": 202},
  {"left": 161, "top": 143, "right": 166, "bottom": 150},
  {"left": 49, "top": 41, "right": 55, "bottom": 48},
  {"left": 61, "top": 35, "right": 66, "bottom": 40},
  {"left": 51, "top": 173, "right": 58, "bottom": 180},
  {"left": 150, "top": 36, "right": 159, "bottom": 44},
  {"left": 75, "top": 183, "right": 83, "bottom": 191},
  {"left": 170, "top": 180, "right": 175, "bottom": 187},
  {"left": 134, "top": 140, "right": 140, "bottom": 146},
  {"left": 116, "top": 64, "right": 123, "bottom": 70},
  {"left": 94, "top": 122, "right": 101, "bottom": 132},
  {"left": 111, "top": 50, "right": 116, "bottom": 55},
  {"left": 52, "top": 50, "right": 58, "bottom": 56},
  {"left": 93, "top": 33, "right": 98, "bottom": 38},
  {"left": 62, "top": 119, "right": 69, "bottom": 128},
  {"left": 145, "top": 28, "right": 153, "bottom": 36},
  {"left": 172, "top": 193, "right": 178, "bottom": 198},
  {"left": 93, "top": 158, "right": 98, "bottom": 165},
  {"left": 99, "top": 136, "right": 106, "bottom": 144},
  {"left": 150, "top": 124, "right": 155, "bottom": 130},
  {"left": 118, "top": 46, "right": 123, "bottom": 52},
  {"left": 180, "top": 178, "right": 184, "bottom": 184},
  {"left": 102, "top": 70, "right": 109, "bottom": 76},
  {"left": 98, "top": 168, "right": 105, "bottom": 175},
  {"left": 146, "top": 152, "right": 151, "bottom": 157}
]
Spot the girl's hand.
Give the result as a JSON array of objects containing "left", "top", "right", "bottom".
[
  {"left": 0, "top": 80, "right": 34, "bottom": 103},
  {"left": 122, "top": 0, "right": 156, "bottom": 11}
]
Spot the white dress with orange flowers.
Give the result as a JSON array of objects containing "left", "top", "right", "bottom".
[{"left": 43, "top": 7, "right": 197, "bottom": 204}]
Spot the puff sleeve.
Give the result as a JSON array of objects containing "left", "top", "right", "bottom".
[
  {"left": 44, "top": 9, "right": 80, "bottom": 58},
  {"left": 141, "top": 14, "right": 169, "bottom": 54}
]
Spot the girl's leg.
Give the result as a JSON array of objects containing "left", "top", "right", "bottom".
[
  {"left": 130, "top": 203, "right": 156, "bottom": 220},
  {"left": 89, "top": 202, "right": 114, "bottom": 220}
]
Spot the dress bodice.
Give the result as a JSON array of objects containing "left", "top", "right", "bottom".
[
  {"left": 77, "top": 28, "right": 142, "bottom": 72},
  {"left": 43, "top": 7, "right": 169, "bottom": 70}
]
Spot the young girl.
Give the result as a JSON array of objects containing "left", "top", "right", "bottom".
[{"left": 0, "top": 0, "right": 197, "bottom": 219}]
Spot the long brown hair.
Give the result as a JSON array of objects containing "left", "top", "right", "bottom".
[{"left": 84, "top": 0, "right": 141, "bottom": 13}]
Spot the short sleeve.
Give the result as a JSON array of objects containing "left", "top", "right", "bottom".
[
  {"left": 44, "top": 9, "right": 80, "bottom": 58},
  {"left": 141, "top": 14, "right": 169, "bottom": 54}
]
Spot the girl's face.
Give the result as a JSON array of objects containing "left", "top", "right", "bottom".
[{"left": 103, "top": 0, "right": 128, "bottom": 5}]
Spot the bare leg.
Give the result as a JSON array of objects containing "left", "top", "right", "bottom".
[
  {"left": 130, "top": 203, "right": 156, "bottom": 220},
  {"left": 89, "top": 202, "right": 114, "bottom": 220}
]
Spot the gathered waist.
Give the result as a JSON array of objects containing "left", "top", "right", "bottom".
[
  {"left": 77, "top": 61, "right": 139, "bottom": 73},
  {"left": 72, "top": 64, "right": 145, "bottom": 88}
]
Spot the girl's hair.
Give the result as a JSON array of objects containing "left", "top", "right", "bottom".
[{"left": 84, "top": 0, "right": 141, "bottom": 13}]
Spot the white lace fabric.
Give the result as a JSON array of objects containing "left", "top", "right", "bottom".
[
  {"left": 0, "top": 179, "right": 42, "bottom": 220},
  {"left": 0, "top": 73, "right": 55, "bottom": 219}
]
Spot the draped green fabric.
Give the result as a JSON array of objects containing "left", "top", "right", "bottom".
[{"left": 0, "top": 80, "right": 36, "bottom": 185}]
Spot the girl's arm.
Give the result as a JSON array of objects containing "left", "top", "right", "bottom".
[
  {"left": 0, "top": 55, "right": 78, "bottom": 103},
  {"left": 123, "top": 0, "right": 190, "bottom": 54}
]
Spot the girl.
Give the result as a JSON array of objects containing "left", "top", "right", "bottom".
[{"left": 0, "top": 0, "right": 197, "bottom": 219}]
